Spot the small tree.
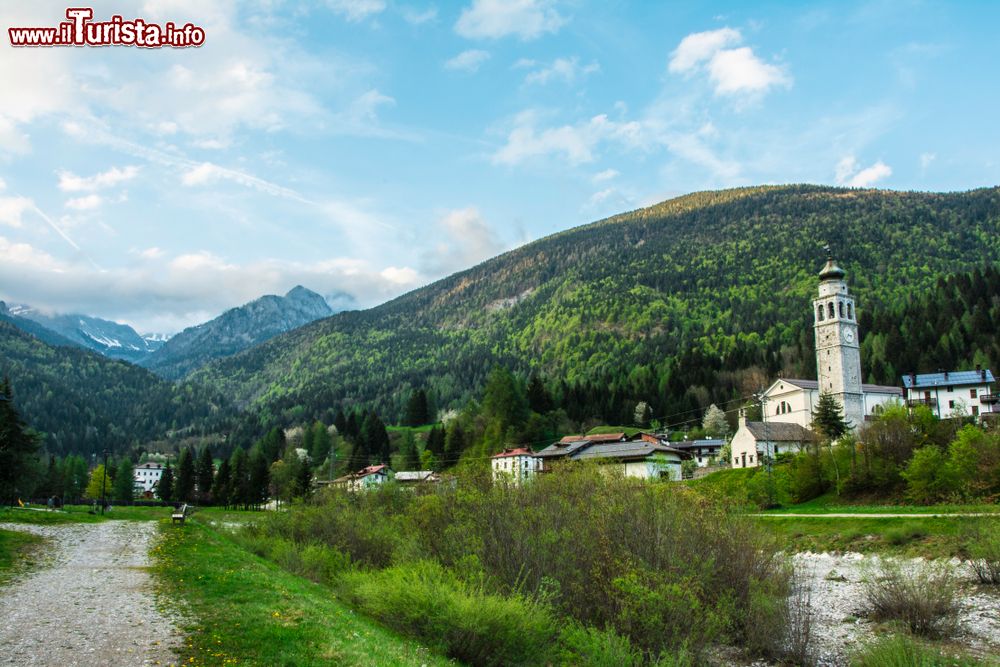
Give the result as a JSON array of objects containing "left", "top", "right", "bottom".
[
  {"left": 634, "top": 401, "right": 652, "bottom": 428},
  {"left": 400, "top": 430, "right": 420, "bottom": 470},
  {"left": 404, "top": 389, "right": 429, "bottom": 426},
  {"left": 812, "top": 394, "right": 850, "bottom": 442},
  {"left": 112, "top": 458, "right": 135, "bottom": 502},
  {"left": 174, "top": 447, "right": 196, "bottom": 503},
  {"left": 84, "top": 465, "right": 111, "bottom": 500},
  {"left": 702, "top": 404, "right": 729, "bottom": 438},
  {"left": 195, "top": 446, "right": 214, "bottom": 503},
  {"left": 157, "top": 463, "right": 174, "bottom": 502}
]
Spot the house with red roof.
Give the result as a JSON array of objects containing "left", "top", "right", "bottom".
[{"left": 490, "top": 447, "right": 541, "bottom": 484}]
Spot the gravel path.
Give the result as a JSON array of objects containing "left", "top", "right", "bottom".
[
  {"left": 0, "top": 521, "right": 183, "bottom": 666},
  {"left": 794, "top": 552, "right": 1000, "bottom": 666}
]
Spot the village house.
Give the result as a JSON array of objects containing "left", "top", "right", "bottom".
[
  {"left": 490, "top": 447, "right": 541, "bottom": 484},
  {"left": 729, "top": 414, "right": 815, "bottom": 469},
  {"left": 666, "top": 438, "right": 725, "bottom": 467},
  {"left": 901, "top": 367, "right": 996, "bottom": 418},
  {"left": 394, "top": 470, "right": 446, "bottom": 486},
  {"left": 533, "top": 432, "right": 689, "bottom": 481},
  {"left": 333, "top": 464, "right": 392, "bottom": 491},
  {"left": 133, "top": 462, "right": 164, "bottom": 494}
]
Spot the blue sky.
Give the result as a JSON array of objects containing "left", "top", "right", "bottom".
[{"left": 1, "top": 0, "right": 998, "bottom": 333}]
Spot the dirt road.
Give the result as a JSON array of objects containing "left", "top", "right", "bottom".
[{"left": 0, "top": 521, "right": 182, "bottom": 666}]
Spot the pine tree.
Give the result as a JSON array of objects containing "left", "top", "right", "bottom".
[
  {"left": 113, "top": 457, "right": 135, "bottom": 502},
  {"left": 310, "top": 421, "right": 331, "bottom": 463},
  {"left": 196, "top": 446, "right": 215, "bottom": 503},
  {"left": 812, "top": 393, "right": 850, "bottom": 442},
  {"left": 444, "top": 420, "right": 466, "bottom": 465},
  {"left": 175, "top": 447, "right": 196, "bottom": 503},
  {"left": 212, "top": 458, "right": 231, "bottom": 508},
  {"left": 301, "top": 425, "right": 315, "bottom": 461},
  {"left": 248, "top": 445, "right": 271, "bottom": 507},
  {"left": 426, "top": 425, "right": 445, "bottom": 458},
  {"left": 527, "top": 374, "right": 554, "bottom": 414},
  {"left": 0, "top": 377, "right": 39, "bottom": 503},
  {"left": 157, "top": 463, "right": 174, "bottom": 502},
  {"left": 401, "top": 431, "right": 420, "bottom": 470},
  {"left": 294, "top": 455, "right": 313, "bottom": 499},
  {"left": 482, "top": 367, "right": 529, "bottom": 434},
  {"left": 361, "top": 412, "right": 390, "bottom": 465},
  {"left": 404, "top": 389, "right": 429, "bottom": 426},
  {"left": 229, "top": 447, "right": 249, "bottom": 509},
  {"left": 334, "top": 410, "right": 348, "bottom": 437}
]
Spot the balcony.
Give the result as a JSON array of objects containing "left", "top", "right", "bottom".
[
  {"left": 980, "top": 393, "right": 998, "bottom": 405},
  {"left": 906, "top": 398, "right": 936, "bottom": 408}
]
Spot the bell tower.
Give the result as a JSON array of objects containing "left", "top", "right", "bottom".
[{"left": 813, "top": 249, "right": 864, "bottom": 428}]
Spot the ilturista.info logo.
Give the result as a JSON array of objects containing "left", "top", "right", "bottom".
[{"left": 8, "top": 7, "right": 205, "bottom": 48}]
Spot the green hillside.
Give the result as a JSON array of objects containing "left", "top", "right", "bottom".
[
  {"left": 192, "top": 185, "right": 1000, "bottom": 432},
  {"left": 0, "top": 319, "right": 233, "bottom": 457}
]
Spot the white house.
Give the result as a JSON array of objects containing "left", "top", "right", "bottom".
[
  {"left": 490, "top": 447, "right": 541, "bottom": 484},
  {"left": 730, "top": 415, "right": 815, "bottom": 469},
  {"left": 901, "top": 368, "right": 996, "bottom": 418},
  {"left": 764, "top": 255, "right": 902, "bottom": 431},
  {"left": 667, "top": 438, "right": 725, "bottom": 467},
  {"left": 334, "top": 464, "right": 392, "bottom": 491},
  {"left": 133, "top": 462, "right": 164, "bottom": 493}
]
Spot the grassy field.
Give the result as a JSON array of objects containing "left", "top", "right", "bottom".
[
  {"left": 0, "top": 528, "right": 45, "bottom": 585},
  {"left": 0, "top": 504, "right": 270, "bottom": 526},
  {"left": 760, "top": 492, "right": 1000, "bottom": 515},
  {"left": 756, "top": 515, "right": 1000, "bottom": 557},
  {"left": 153, "top": 519, "right": 453, "bottom": 667}
]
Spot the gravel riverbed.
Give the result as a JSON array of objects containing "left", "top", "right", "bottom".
[
  {"left": 792, "top": 551, "right": 1000, "bottom": 666},
  {"left": 0, "top": 521, "right": 183, "bottom": 666}
]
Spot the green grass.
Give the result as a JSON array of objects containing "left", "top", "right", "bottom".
[
  {"left": 757, "top": 515, "right": 1000, "bottom": 557},
  {"left": 762, "top": 492, "right": 1000, "bottom": 515},
  {"left": 0, "top": 504, "right": 171, "bottom": 524},
  {"left": 387, "top": 423, "right": 439, "bottom": 434},
  {"left": 586, "top": 425, "right": 644, "bottom": 437},
  {"left": 851, "top": 634, "right": 997, "bottom": 666},
  {"left": 152, "top": 519, "right": 453, "bottom": 666},
  {"left": 0, "top": 528, "right": 45, "bottom": 585}
]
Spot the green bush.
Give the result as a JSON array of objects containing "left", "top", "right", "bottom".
[
  {"left": 862, "top": 562, "right": 960, "bottom": 639},
  {"left": 851, "top": 634, "right": 989, "bottom": 667},
  {"left": 965, "top": 519, "right": 1000, "bottom": 585},
  {"left": 299, "top": 543, "right": 350, "bottom": 585},
  {"left": 884, "top": 523, "right": 927, "bottom": 546},
  {"left": 558, "top": 624, "right": 647, "bottom": 667},
  {"left": 338, "top": 560, "right": 558, "bottom": 667}
]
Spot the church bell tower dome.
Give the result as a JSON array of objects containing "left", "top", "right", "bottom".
[{"left": 818, "top": 258, "right": 846, "bottom": 281}]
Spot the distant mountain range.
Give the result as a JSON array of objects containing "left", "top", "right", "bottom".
[
  {"left": 0, "top": 302, "right": 166, "bottom": 362},
  {"left": 137, "top": 286, "right": 334, "bottom": 380}
]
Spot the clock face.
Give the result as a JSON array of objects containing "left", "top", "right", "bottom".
[{"left": 844, "top": 329, "right": 855, "bottom": 343}]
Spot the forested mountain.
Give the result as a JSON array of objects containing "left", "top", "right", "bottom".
[
  {"left": 0, "top": 302, "right": 164, "bottom": 362},
  {"left": 140, "top": 286, "right": 333, "bottom": 380},
  {"left": 190, "top": 185, "right": 1000, "bottom": 432},
  {"left": 0, "top": 318, "right": 233, "bottom": 457}
]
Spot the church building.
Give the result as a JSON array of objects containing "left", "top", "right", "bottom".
[{"left": 731, "top": 255, "right": 901, "bottom": 467}]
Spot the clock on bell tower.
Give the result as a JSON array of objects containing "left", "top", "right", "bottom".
[{"left": 813, "top": 250, "right": 864, "bottom": 428}]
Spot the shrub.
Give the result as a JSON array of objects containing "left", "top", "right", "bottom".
[
  {"left": 299, "top": 543, "right": 349, "bottom": 585},
  {"left": 558, "top": 624, "right": 647, "bottom": 667},
  {"left": 965, "top": 519, "right": 1000, "bottom": 585},
  {"left": 862, "top": 562, "right": 960, "bottom": 638},
  {"left": 884, "top": 523, "right": 927, "bottom": 546},
  {"left": 851, "top": 634, "right": 986, "bottom": 667},
  {"left": 338, "top": 560, "right": 558, "bottom": 667}
]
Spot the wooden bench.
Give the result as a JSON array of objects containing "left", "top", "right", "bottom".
[{"left": 171, "top": 503, "right": 190, "bottom": 524}]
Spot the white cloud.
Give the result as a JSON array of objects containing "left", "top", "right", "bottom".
[
  {"left": 421, "top": 207, "right": 506, "bottom": 275},
  {"left": 445, "top": 49, "right": 491, "bottom": 72},
  {"left": 523, "top": 57, "right": 599, "bottom": 85},
  {"left": 57, "top": 166, "right": 139, "bottom": 192},
  {"left": 402, "top": 6, "right": 438, "bottom": 24},
  {"left": 920, "top": 152, "right": 936, "bottom": 169},
  {"left": 0, "top": 237, "right": 423, "bottom": 333},
  {"left": 707, "top": 47, "right": 790, "bottom": 95},
  {"left": 0, "top": 177, "right": 5, "bottom": 191},
  {"left": 180, "top": 161, "right": 310, "bottom": 202},
  {"left": 455, "top": 0, "right": 565, "bottom": 40},
  {"left": 592, "top": 169, "right": 619, "bottom": 183},
  {"left": 64, "top": 194, "right": 103, "bottom": 211},
  {"left": 326, "top": 0, "right": 387, "bottom": 22},
  {"left": 492, "top": 111, "right": 641, "bottom": 166},
  {"left": 0, "top": 196, "right": 33, "bottom": 227},
  {"left": 668, "top": 27, "right": 790, "bottom": 97},
  {"left": 835, "top": 155, "right": 892, "bottom": 187},
  {"left": 669, "top": 27, "right": 742, "bottom": 73}
]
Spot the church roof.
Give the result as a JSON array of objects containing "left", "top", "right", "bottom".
[
  {"left": 818, "top": 258, "right": 846, "bottom": 281},
  {"left": 743, "top": 421, "right": 815, "bottom": 442},
  {"left": 770, "top": 378, "right": 901, "bottom": 395}
]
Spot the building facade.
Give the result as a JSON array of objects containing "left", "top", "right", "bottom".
[
  {"left": 490, "top": 447, "right": 542, "bottom": 484},
  {"left": 134, "top": 462, "right": 164, "bottom": 493},
  {"left": 901, "top": 368, "right": 996, "bottom": 418}
]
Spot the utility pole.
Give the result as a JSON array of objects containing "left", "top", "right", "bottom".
[
  {"left": 754, "top": 389, "right": 774, "bottom": 506},
  {"left": 100, "top": 449, "right": 109, "bottom": 515}
]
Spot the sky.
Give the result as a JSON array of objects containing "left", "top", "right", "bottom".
[{"left": 1, "top": 0, "right": 999, "bottom": 334}]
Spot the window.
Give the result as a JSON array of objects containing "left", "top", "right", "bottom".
[
  {"left": 839, "top": 302, "right": 845, "bottom": 318},
  {"left": 949, "top": 400, "right": 956, "bottom": 409},
  {"left": 828, "top": 303, "right": 835, "bottom": 318},
  {"left": 947, "top": 386, "right": 954, "bottom": 392},
  {"left": 817, "top": 306, "right": 824, "bottom": 321},
  {"left": 973, "top": 406, "right": 980, "bottom": 416},
  {"left": 971, "top": 389, "right": 978, "bottom": 399},
  {"left": 847, "top": 303, "right": 853, "bottom": 319}
]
